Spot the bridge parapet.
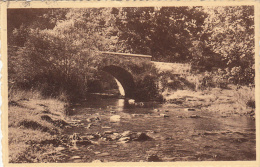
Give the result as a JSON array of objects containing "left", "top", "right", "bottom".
[
  {"left": 152, "top": 61, "right": 191, "bottom": 75},
  {"left": 100, "top": 51, "right": 152, "bottom": 61}
]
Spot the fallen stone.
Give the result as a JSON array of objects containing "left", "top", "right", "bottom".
[
  {"left": 94, "top": 151, "right": 101, "bottom": 155},
  {"left": 110, "top": 115, "right": 121, "bottom": 122},
  {"left": 153, "top": 109, "right": 160, "bottom": 112}
]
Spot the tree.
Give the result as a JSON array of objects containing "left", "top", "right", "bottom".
[{"left": 202, "top": 6, "right": 255, "bottom": 84}]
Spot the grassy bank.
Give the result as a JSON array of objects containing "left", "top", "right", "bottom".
[
  {"left": 162, "top": 84, "right": 255, "bottom": 118},
  {"left": 8, "top": 90, "right": 68, "bottom": 162}
]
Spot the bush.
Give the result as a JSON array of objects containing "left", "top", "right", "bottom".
[
  {"left": 234, "top": 86, "right": 255, "bottom": 110},
  {"left": 134, "top": 74, "right": 161, "bottom": 102},
  {"left": 159, "top": 71, "right": 196, "bottom": 91}
]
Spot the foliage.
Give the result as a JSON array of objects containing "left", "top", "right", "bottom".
[{"left": 8, "top": 6, "right": 255, "bottom": 102}]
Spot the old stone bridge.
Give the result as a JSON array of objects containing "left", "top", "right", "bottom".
[{"left": 100, "top": 51, "right": 191, "bottom": 99}]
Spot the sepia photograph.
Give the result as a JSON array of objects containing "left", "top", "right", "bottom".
[{"left": 2, "top": 2, "right": 258, "bottom": 164}]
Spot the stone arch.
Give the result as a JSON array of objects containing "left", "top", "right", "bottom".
[{"left": 102, "top": 65, "right": 135, "bottom": 99}]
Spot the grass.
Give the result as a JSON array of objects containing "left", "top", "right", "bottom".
[
  {"left": 162, "top": 84, "right": 255, "bottom": 117},
  {"left": 8, "top": 89, "right": 68, "bottom": 163},
  {"left": 234, "top": 86, "right": 255, "bottom": 109}
]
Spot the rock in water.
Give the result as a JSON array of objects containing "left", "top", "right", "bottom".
[
  {"left": 128, "top": 99, "right": 135, "bottom": 104},
  {"left": 118, "top": 137, "right": 130, "bottom": 143},
  {"left": 121, "top": 131, "right": 131, "bottom": 137},
  {"left": 185, "top": 108, "right": 196, "bottom": 111},
  {"left": 110, "top": 115, "right": 121, "bottom": 122},
  {"left": 104, "top": 131, "right": 114, "bottom": 134},
  {"left": 190, "top": 115, "right": 200, "bottom": 118},
  {"left": 110, "top": 110, "right": 116, "bottom": 114},
  {"left": 134, "top": 132, "right": 153, "bottom": 141},
  {"left": 76, "top": 140, "right": 92, "bottom": 145},
  {"left": 147, "top": 154, "right": 162, "bottom": 162},
  {"left": 160, "top": 114, "right": 169, "bottom": 117},
  {"left": 71, "top": 156, "right": 81, "bottom": 159},
  {"left": 92, "top": 160, "right": 102, "bottom": 163},
  {"left": 96, "top": 152, "right": 110, "bottom": 157}
]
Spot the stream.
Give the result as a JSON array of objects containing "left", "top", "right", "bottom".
[{"left": 54, "top": 97, "right": 256, "bottom": 162}]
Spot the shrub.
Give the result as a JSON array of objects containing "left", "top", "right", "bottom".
[{"left": 234, "top": 86, "right": 255, "bottom": 110}]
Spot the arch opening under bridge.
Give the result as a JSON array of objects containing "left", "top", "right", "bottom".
[{"left": 101, "top": 65, "right": 135, "bottom": 99}]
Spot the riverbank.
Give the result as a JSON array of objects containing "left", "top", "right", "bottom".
[
  {"left": 8, "top": 84, "right": 255, "bottom": 163},
  {"left": 162, "top": 84, "right": 255, "bottom": 118},
  {"left": 8, "top": 97, "right": 68, "bottom": 162}
]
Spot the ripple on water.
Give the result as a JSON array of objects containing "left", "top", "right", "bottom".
[{"left": 61, "top": 98, "right": 256, "bottom": 162}]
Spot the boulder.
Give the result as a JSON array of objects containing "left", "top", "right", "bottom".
[
  {"left": 110, "top": 115, "right": 121, "bottom": 122},
  {"left": 133, "top": 132, "right": 153, "bottom": 141}
]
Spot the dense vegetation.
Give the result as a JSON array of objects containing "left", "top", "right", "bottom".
[{"left": 8, "top": 6, "right": 255, "bottom": 101}]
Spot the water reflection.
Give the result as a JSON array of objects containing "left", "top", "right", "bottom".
[
  {"left": 117, "top": 99, "right": 125, "bottom": 112},
  {"left": 66, "top": 97, "right": 256, "bottom": 162}
]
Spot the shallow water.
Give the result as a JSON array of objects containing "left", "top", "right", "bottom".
[{"left": 58, "top": 97, "right": 256, "bottom": 162}]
